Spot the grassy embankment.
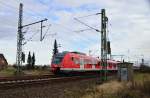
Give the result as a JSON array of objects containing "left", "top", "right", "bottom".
[
  {"left": 0, "top": 66, "right": 51, "bottom": 77},
  {"left": 0, "top": 66, "right": 17, "bottom": 77},
  {"left": 65, "top": 72, "right": 150, "bottom": 98}
]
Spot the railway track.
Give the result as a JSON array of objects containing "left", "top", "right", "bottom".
[
  {"left": 0, "top": 74, "right": 55, "bottom": 82},
  {"left": 0, "top": 74, "right": 99, "bottom": 89}
]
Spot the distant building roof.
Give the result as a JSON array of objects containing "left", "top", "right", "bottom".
[{"left": 0, "top": 53, "right": 8, "bottom": 65}]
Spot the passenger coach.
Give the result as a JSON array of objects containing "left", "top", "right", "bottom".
[{"left": 51, "top": 51, "right": 118, "bottom": 74}]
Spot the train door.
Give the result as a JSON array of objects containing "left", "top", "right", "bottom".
[
  {"left": 92, "top": 59, "right": 95, "bottom": 69},
  {"left": 80, "top": 58, "right": 84, "bottom": 70}
]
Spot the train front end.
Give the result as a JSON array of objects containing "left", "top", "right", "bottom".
[{"left": 50, "top": 52, "right": 67, "bottom": 74}]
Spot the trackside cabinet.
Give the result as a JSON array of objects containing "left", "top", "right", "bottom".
[{"left": 118, "top": 62, "right": 133, "bottom": 81}]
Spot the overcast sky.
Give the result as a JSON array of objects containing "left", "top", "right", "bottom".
[{"left": 0, "top": 0, "right": 150, "bottom": 65}]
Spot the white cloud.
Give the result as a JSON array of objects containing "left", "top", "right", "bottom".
[{"left": 0, "top": 0, "right": 150, "bottom": 65}]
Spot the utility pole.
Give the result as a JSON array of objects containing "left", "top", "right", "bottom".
[
  {"left": 16, "top": 3, "right": 47, "bottom": 74},
  {"left": 73, "top": 9, "right": 109, "bottom": 82},
  {"left": 101, "top": 9, "right": 108, "bottom": 82},
  {"left": 16, "top": 3, "right": 23, "bottom": 73}
]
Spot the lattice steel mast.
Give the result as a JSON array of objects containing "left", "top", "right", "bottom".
[
  {"left": 16, "top": 3, "right": 23, "bottom": 73},
  {"left": 101, "top": 9, "right": 108, "bottom": 81},
  {"left": 16, "top": 3, "right": 48, "bottom": 74}
]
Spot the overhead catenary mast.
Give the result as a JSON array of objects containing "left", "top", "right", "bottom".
[
  {"left": 16, "top": 3, "right": 48, "bottom": 74},
  {"left": 16, "top": 3, "right": 23, "bottom": 73},
  {"left": 74, "top": 9, "right": 109, "bottom": 82},
  {"left": 101, "top": 9, "right": 108, "bottom": 82}
]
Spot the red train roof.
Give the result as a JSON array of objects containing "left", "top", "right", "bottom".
[{"left": 60, "top": 51, "right": 118, "bottom": 63}]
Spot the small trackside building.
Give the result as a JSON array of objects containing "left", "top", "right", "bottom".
[{"left": 0, "top": 53, "right": 8, "bottom": 70}]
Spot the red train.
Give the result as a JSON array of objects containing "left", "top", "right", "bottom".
[{"left": 51, "top": 51, "right": 118, "bottom": 74}]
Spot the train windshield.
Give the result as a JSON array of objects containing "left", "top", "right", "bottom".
[
  {"left": 52, "top": 57, "right": 63, "bottom": 64},
  {"left": 52, "top": 52, "right": 66, "bottom": 64}
]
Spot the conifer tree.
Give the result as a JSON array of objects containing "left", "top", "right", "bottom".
[
  {"left": 27, "top": 51, "right": 32, "bottom": 69},
  {"left": 53, "top": 39, "right": 58, "bottom": 56},
  {"left": 31, "top": 52, "right": 35, "bottom": 69}
]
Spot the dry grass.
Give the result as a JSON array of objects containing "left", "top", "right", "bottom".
[
  {"left": 81, "top": 72, "right": 150, "bottom": 98},
  {"left": 96, "top": 81, "right": 123, "bottom": 94},
  {"left": 81, "top": 81, "right": 124, "bottom": 98}
]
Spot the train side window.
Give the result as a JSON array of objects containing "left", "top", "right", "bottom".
[
  {"left": 74, "top": 58, "right": 79, "bottom": 64},
  {"left": 98, "top": 61, "right": 100, "bottom": 65},
  {"left": 111, "top": 63, "right": 113, "bottom": 66},
  {"left": 114, "top": 64, "right": 116, "bottom": 68},
  {"left": 87, "top": 59, "right": 89, "bottom": 64},
  {"left": 80, "top": 58, "right": 84, "bottom": 65},
  {"left": 84, "top": 59, "right": 88, "bottom": 64},
  {"left": 71, "top": 57, "right": 74, "bottom": 61},
  {"left": 84, "top": 59, "right": 86, "bottom": 64},
  {"left": 92, "top": 60, "right": 95, "bottom": 65},
  {"left": 89, "top": 60, "right": 92, "bottom": 64}
]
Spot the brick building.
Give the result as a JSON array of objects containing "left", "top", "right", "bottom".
[{"left": 0, "top": 54, "right": 8, "bottom": 70}]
